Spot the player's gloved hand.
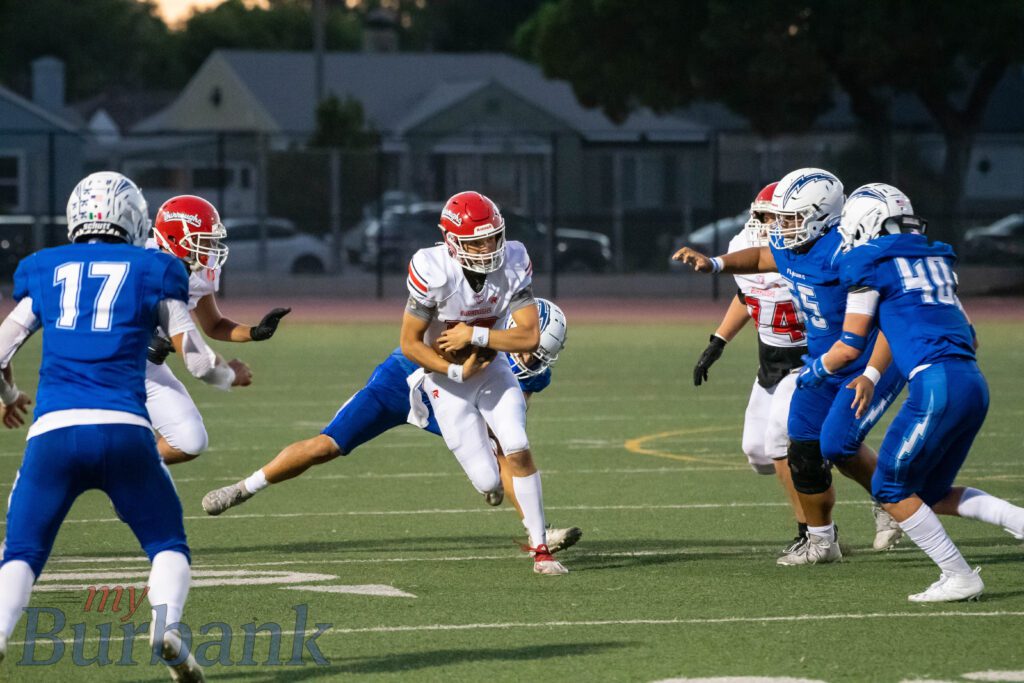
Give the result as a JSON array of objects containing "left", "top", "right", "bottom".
[
  {"left": 147, "top": 334, "right": 175, "bottom": 364},
  {"left": 796, "top": 354, "right": 832, "bottom": 389},
  {"left": 693, "top": 334, "right": 727, "bottom": 386},
  {"left": 250, "top": 307, "right": 291, "bottom": 341}
]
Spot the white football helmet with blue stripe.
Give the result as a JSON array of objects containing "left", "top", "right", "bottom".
[
  {"left": 769, "top": 168, "right": 844, "bottom": 250},
  {"left": 506, "top": 298, "right": 567, "bottom": 379},
  {"left": 838, "top": 183, "right": 922, "bottom": 251}
]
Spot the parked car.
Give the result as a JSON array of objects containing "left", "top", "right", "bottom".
[
  {"left": 221, "top": 217, "right": 332, "bottom": 274},
  {"left": 959, "top": 212, "right": 1024, "bottom": 264},
  {"left": 668, "top": 213, "right": 747, "bottom": 270},
  {"left": 353, "top": 203, "right": 611, "bottom": 273}
]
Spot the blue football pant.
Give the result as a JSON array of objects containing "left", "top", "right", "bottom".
[
  {"left": 1, "top": 424, "right": 189, "bottom": 577},
  {"left": 321, "top": 355, "right": 440, "bottom": 455},
  {"left": 872, "top": 360, "right": 989, "bottom": 505},
  {"left": 788, "top": 364, "right": 906, "bottom": 462}
]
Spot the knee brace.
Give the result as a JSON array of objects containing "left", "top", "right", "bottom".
[{"left": 787, "top": 439, "right": 832, "bottom": 495}]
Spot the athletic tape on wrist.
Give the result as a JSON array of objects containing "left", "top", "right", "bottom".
[
  {"left": 710, "top": 257, "right": 724, "bottom": 274},
  {"left": 862, "top": 366, "right": 882, "bottom": 385}
]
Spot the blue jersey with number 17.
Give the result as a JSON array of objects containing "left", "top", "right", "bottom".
[
  {"left": 13, "top": 242, "right": 189, "bottom": 420},
  {"left": 769, "top": 227, "right": 877, "bottom": 365},
  {"left": 840, "top": 233, "right": 974, "bottom": 378}
]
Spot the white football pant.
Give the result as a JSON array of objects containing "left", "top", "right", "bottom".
[
  {"left": 145, "top": 361, "right": 209, "bottom": 457},
  {"left": 424, "top": 358, "right": 529, "bottom": 494},
  {"left": 741, "top": 371, "right": 797, "bottom": 474}
]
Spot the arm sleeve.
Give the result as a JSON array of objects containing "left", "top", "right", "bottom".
[
  {"left": 405, "top": 295, "right": 436, "bottom": 322},
  {"left": 179, "top": 327, "right": 235, "bottom": 390},
  {"left": 0, "top": 299, "right": 38, "bottom": 370},
  {"left": 509, "top": 285, "right": 536, "bottom": 313},
  {"left": 158, "top": 298, "right": 197, "bottom": 338},
  {"left": 845, "top": 288, "right": 880, "bottom": 317}
]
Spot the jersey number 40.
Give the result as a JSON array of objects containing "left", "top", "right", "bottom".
[{"left": 54, "top": 261, "right": 130, "bottom": 331}]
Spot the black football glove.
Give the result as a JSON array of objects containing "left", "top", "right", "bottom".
[
  {"left": 693, "top": 334, "right": 727, "bottom": 386},
  {"left": 147, "top": 334, "right": 174, "bottom": 365},
  {"left": 250, "top": 307, "right": 291, "bottom": 341}
]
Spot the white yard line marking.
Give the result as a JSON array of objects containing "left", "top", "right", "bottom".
[
  {"left": 8, "top": 610, "right": 1024, "bottom": 647},
  {"left": 280, "top": 585, "right": 416, "bottom": 598},
  {"left": 12, "top": 498, "right": 1022, "bottom": 526},
  {"left": 34, "top": 569, "right": 337, "bottom": 592}
]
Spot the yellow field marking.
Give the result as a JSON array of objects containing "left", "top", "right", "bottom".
[{"left": 623, "top": 427, "right": 737, "bottom": 465}]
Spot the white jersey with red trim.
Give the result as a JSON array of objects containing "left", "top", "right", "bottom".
[
  {"left": 728, "top": 233, "right": 805, "bottom": 348},
  {"left": 407, "top": 241, "right": 533, "bottom": 346},
  {"left": 145, "top": 237, "right": 221, "bottom": 311}
]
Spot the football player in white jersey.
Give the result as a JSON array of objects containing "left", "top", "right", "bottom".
[
  {"left": 401, "top": 191, "right": 567, "bottom": 575},
  {"left": 692, "top": 183, "right": 810, "bottom": 554},
  {"left": 146, "top": 195, "right": 291, "bottom": 464}
]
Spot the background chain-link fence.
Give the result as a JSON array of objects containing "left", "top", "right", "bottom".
[{"left": 1, "top": 129, "right": 1021, "bottom": 298}]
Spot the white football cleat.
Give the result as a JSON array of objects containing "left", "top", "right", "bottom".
[
  {"left": 780, "top": 534, "right": 808, "bottom": 556},
  {"left": 528, "top": 544, "right": 568, "bottom": 575},
  {"left": 545, "top": 526, "right": 583, "bottom": 553},
  {"left": 1004, "top": 526, "right": 1024, "bottom": 541},
  {"left": 908, "top": 567, "right": 984, "bottom": 603},
  {"left": 872, "top": 503, "right": 903, "bottom": 551},
  {"left": 776, "top": 531, "right": 842, "bottom": 566},
  {"left": 153, "top": 629, "right": 205, "bottom": 682},
  {"left": 202, "top": 482, "right": 253, "bottom": 516}
]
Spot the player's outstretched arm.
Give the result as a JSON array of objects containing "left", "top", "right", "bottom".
[
  {"left": 0, "top": 301, "right": 37, "bottom": 428},
  {"left": 694, "top": 294, "right": 749, "bottom": 386},
  {"left": 672, "top": 245, "right": 776, "bottom": 274},
  {"left": 162, "top": 298, "right": 252, "bottom": 389},
  {"left": 193, "top": 294, "right": 291, "bottom": 343}
]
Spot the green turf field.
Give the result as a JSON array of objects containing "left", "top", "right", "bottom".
[{"left": 1, "top": 319, "right": 1022, "bottom": 682}]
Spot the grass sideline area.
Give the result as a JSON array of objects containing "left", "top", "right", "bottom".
[{"left": 0, "top": 319, "right": 1021, "bottom": 682}]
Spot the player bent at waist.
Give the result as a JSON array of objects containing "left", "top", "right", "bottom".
[
  {"left": 674, "top": 167, "right": 904, "bottom": 566},
  {"left": 809, "top": 183, "right": 1024, "bottom": 602},
  {"left": 202, "top": 299, "right": 582, "bottom": 558}
]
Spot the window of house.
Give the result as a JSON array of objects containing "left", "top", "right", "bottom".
[{"left": 0, "top": 155, "right": 23, "bottom": 212}]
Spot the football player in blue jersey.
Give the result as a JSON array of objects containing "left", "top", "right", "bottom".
[
  {"left": 802, "top": 183, "right": 1024, "bottom": 601},
  {"left": 673, "top": 168, "right": 906, "bottom": 565},
  {"left": 201, "top": 299, "right": 581, "bottom": 553},
  {"left": 0, "top": 173, "right": 205, "bottom": 679}
]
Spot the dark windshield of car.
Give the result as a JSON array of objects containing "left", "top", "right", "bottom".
[{"left": 382, "top": 213, "right": 440, "bottom": 245}]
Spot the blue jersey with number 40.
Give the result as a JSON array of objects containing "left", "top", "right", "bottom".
[
  {"left": 840, "top": 233, "right": 974, "bottom": 378},
  {"left": 770, "top": 227, "right": 877, "bottom": 365},
  {"left": 13, "top": 242, "right": 189, "bottom": 420}
]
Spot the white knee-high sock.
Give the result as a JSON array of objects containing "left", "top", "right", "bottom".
[
  {"left": 147, "top": 551, "right": 191, "bottom": 630},
  {"left": 0, "top": 560, "right": 35, "bottom": 638},
  {"left": 957, "top": 487, "right": 1024, "bottom": 535},
  {"left": 899, "top": 505, "right": 972, "bottom": 576},
  {"left": 512, "top": 472, "right": 547, "bottom": 548}
]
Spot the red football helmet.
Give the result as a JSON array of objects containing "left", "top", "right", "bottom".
[
  {"left": 438, "top": 191, "right": 505, "bottom": 274},
  {"left": 154, "top": 195, "right": 228, "bottom": 272},
  {"left": 744, "top": 181, "right": 778, "bottom": 246}
]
